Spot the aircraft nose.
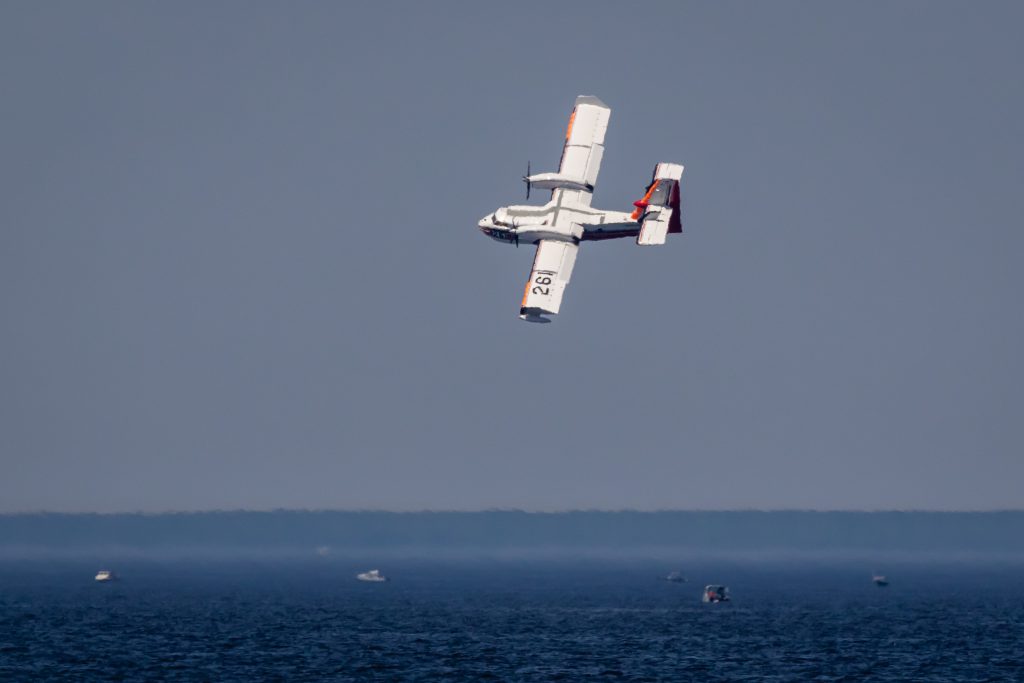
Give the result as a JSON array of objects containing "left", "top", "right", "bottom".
[{"left": 478, "top": 215, "right": 495, "bottom": 236}]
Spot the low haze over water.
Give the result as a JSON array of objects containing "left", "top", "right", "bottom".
[{"left": 2, "top": 557, "right": 1022, "bottom": 681}]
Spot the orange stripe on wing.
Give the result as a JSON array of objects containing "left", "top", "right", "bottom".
[
  {"left": 521, "top": 246, "right": 544, "bottom": 308},
  {"left": 565, "top": 109, "right": 576, "bottom": 141}
]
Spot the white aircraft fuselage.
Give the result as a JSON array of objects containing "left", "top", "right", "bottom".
[{"left": 478, "top": 191, "right": 639, "bottom": 247}]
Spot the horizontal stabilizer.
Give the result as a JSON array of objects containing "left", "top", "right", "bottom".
[
  {"left": 654, "top": 162, "right": 684, "bottom": 181},
  {"left": 637, "top": 208, "right": 674, "bottom": 246}
]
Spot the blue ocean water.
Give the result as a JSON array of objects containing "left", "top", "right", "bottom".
[{"left": 1, "top": 558, "right": 1022, "bottom": 681}]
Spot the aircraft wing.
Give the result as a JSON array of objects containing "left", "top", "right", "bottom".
[
  {"left": 519, "top": 240, "right": 579, "bottom": 323},
  {"left": 557, "top": 96, "right": 610, "bottom": 189}
]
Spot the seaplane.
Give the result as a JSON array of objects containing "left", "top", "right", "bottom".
[{"left": 478, "top": 95, "right": 684, "bottom": 322}]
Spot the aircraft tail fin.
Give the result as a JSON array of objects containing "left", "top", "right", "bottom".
[{"left": 635, "top": 163, "right": 684, "bottom": 246}]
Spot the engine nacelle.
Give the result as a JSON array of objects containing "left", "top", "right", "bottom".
[{"left": 524, "top": 172, "right": 593, "bottom": 193}]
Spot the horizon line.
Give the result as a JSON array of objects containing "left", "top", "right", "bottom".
[{"left": 2, "top": 507, "right": 1023, "bottom": 517}]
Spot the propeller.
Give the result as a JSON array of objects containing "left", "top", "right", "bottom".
[
  {"left": 512, "top": 219, "right": 520, "bottom": 248},
  {"left": 522, "top": 161, "right": 531, "bottom": 200}
]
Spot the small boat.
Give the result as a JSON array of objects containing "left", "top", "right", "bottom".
[
  {"left": 702, "top": 584, "right": 730, "bottom": 603},
  {"left": 872, "top": 575, "right": 889, "bottom": 587},
  {"left": 94, "top": 570, "right": 115, "bottom": 582},
  {"left": 356, "top": 569, "right": 388, "bottom": 583},
  {"left": 660, "top": 571, "right": 687, "bottom": 583}
]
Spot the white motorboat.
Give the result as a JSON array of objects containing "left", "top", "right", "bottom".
[
  {"left": 94, "top": 570, "right": 115, "bottom": 582},
  {"left": 872, "top": 575, "right": 889, "bottom": 587},
  {"left": 356, "top": 569, "right": 388, "bottom": 583},
  {"left": 660, "top": 571, "right": 686, "bottom": 583}
]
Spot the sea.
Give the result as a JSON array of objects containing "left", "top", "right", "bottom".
[{"left": 1, "top": 556, "right": 1022, "bottom": 681}]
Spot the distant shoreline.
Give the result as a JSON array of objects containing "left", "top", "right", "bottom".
[{"left": 2, "top": 510, "right": 1022, "bottom": 555}]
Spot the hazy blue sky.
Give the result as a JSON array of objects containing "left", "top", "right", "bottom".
[{"left": 2, "top": 2, "right": 1022, "bottom": 512}]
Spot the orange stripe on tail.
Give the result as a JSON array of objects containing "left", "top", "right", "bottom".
[{"left": 631, "top": 180, "right": 660, "bottom": 220}]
